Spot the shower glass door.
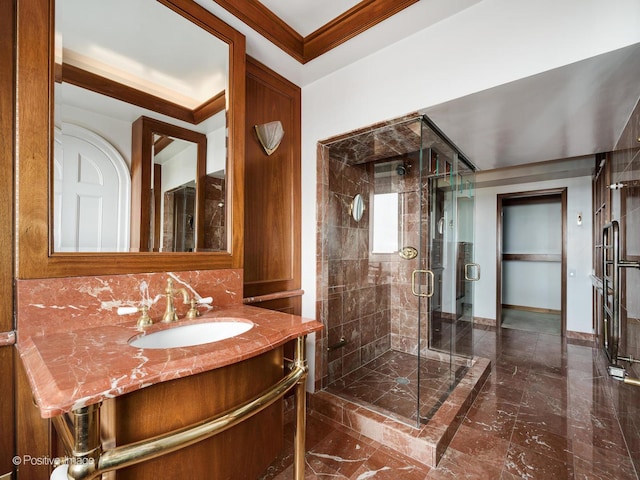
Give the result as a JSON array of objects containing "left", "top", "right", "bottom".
[{"left": 416, "top": 117, "right": 476, "bottom": 423}]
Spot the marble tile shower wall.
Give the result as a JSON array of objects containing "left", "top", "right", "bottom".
[
  {"left": 314, "top": 115, "right": 426, "bottom": 390},
  {"left": 609, "top": 96, "right": 640, "bottom": 472},
  {"left": 325, "top": 156, "right": 392, "bottom": 384},
  {"left": 315, "top": 142, "right": 430, "bottom": 388}
]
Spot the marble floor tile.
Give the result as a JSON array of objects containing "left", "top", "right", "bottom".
[
  {"left": 425, "top": 448, "right": 503, "bottom": 479},
  {"left": 305, "top": 428, "right": 380, "bottom": 478},
  {"left": 510, "top": 420, "right": 573, "bottom": 463},
  {"left": 261, "top": 326, "right": 640, "bottom": 480},
  {"left": 350, "top": 445, "right": 431, "bottom": 480},
  {"left": 503, "top": 443, "right": 574, "bottom": 479},
  {"left": 447, "top": 424, "right": 511, "bottom": 470},
  {"left": 462, "top": 401, "right": 518, "bottom": 441}
]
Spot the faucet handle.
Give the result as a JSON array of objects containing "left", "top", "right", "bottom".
[
  {"left": 185, "top": 296, "right": 213, "bottom": 319},
  {"left": 118, "top": 305, "right": 153, "bottom": 329},
  {"left": 186, "top": 298, "right": 199, "bottom": 319},
  {"left": 136, "top": 305, "right": 152, "bottom": 329},
  {"left": 117, "top": 306, "right": 138, "bottom": 315}
]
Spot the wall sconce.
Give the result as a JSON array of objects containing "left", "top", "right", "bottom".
[{"left": 254, "top": 120, "right": 284, "bottom": 155}]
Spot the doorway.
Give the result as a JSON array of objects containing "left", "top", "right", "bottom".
[{"left": 497, "top": 189, "right": 567, "bottom": 336}]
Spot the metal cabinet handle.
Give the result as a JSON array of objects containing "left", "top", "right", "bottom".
[
  {"left": 411, "top": 269, "right": 434, "bottom": 297},
  {"left": 464, "top": 263, "right": 481, "bottom": 281}
]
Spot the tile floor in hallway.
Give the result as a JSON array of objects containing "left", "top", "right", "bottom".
[
  {"left": 260, "top": 325, "right": 639, "bottom": 479},
  {"left": 501, "top": 307, "right": 562, "bottom": 336}
]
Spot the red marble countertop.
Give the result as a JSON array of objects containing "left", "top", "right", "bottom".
[{"left": 17, "top": 305, "right": 323, "bottom": 418}]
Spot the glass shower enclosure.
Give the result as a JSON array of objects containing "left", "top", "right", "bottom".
[{"left": 321, "top": 115, "right": 478, "bottom": 427}]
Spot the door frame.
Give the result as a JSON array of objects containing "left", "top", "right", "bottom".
[{"left": 496, "top": 188, "right": 567, "bottom": 335}]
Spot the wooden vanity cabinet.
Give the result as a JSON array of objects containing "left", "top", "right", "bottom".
[{"left": 105, "top": 347, "right": 284, "bottom": 479}]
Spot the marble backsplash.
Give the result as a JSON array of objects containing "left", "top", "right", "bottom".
[{"left": 16, "top": 269, "right": 243, "bottom": 341}]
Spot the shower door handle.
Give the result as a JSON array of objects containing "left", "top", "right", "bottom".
[
  {"left": 411, "top": 269, "right": 434, "bottom": 297},
  {"left": 464, "top": 263, "right": 481, "bottom": 281}
]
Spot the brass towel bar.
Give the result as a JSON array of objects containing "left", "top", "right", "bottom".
[
  {"left": 601, "top": 221, "right": 640, "bottom": 387},
  {"left": 243, "top": 289, "right": 305, "bottom": 304},
  {"left": 54, "top": 335, "right": 309, "bottom": 479}
]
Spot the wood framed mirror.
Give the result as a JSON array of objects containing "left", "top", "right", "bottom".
[
  {"left": 15, "top": 0, "right": 246, "bottom": 278},
  {"left": 130, "top": 116, "right": 228, "bottom": 253}
]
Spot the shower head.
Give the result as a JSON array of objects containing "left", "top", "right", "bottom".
[{"left": 396, "top": 163, "right": 410, "bottom": 176}]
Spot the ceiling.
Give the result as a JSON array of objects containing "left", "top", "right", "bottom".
[
  {"left": 206, "top": 0, "right": 640, "bottom": 172},
  {"left": 58, "top": 0, "right": 228, "bottom": 108},
  {"left": 424, "top": 42, "right": 640, "bottom": 170},
  {"left": 258, "top": 0, "right": 363, "bottom": 37}
]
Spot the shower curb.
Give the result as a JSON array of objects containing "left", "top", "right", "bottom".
[{"left": 309, "top": 356, "right": 491, "bottom": 467}]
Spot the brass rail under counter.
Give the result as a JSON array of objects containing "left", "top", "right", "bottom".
[{"left": 54, "top": 335, "right": 309, "bottom": 480}]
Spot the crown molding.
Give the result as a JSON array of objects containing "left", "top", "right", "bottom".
[{"left": 211, "top": 0, "right": 418, "bottom": 64}]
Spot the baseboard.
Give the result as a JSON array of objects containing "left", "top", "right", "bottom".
[
  {"left": 473, "top": 316, "right": 496, "bottom": 327},
  {"left": 566, "top": 330, "right": 596, "bottom": 342},
  {"left": 502, "top": 304, "right": 561, "bottom": 315}
]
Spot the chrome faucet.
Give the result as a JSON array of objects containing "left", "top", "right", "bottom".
[{"left": 162, "top": 278, "right": 189, "bottom": 323}]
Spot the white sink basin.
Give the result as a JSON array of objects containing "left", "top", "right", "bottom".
[{"left": 129, "top": 319, "right": 254, "bottom": 349}]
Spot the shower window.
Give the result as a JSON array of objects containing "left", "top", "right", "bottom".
[{"left": 372, "top": 192, "right": 399, "bottom": 253}]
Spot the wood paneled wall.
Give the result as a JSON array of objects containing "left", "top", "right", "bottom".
[
  {"left": 244, "top": 57, "right": 302, "bottom": 314},
  {"left": 1, "top": 0, "right": 15, "bottom": 476}
]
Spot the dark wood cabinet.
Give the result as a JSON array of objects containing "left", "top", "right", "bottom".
[{"left": 112, "top": 348, "right": 284, "bottom": 480}]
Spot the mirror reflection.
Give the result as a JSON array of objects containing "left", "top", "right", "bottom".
[
  {"left": 54, "top": 0, "right": 229, "bottom": 252},
  {"left": 153, "top": 135, "right": 200, "bottom": 252},
  {"left": 130, "top": 116, "right": 226, "bottom": 252}
]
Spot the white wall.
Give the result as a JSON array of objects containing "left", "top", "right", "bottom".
[
  {"left": 474, "top": 176, "right": 593, "bottom": 333},
  {"left": 299, "top": 0, "right": 640, "bottom": 320},
  {"left": 206, "top": 127, "right": 227, "bottom": 175},
  {"left": 502, "top": 202, "right": 562, "bottom": 310},
  {"left": 503, "top": 202, "right": 562, "bottom": 254},
  {"left": 160, "top": 143, "right": 198, "bottom": 192},
  {"left": 502, "top": 261, "right": 562, "bottom": 310}
]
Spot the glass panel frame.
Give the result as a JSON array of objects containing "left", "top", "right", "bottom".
[{"left": 417, "top": 117, "right": 476, "bottom": 425}]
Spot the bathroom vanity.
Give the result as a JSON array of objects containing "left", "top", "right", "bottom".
[
  {"left": 10, "top": 0, "right": 310, "bottom": 477},
  {"left": 16, "top": 282, "right": 322, "bottom": 479}
]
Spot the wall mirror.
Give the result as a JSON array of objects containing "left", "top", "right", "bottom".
[
  {"left": 130, "top": 116, "right": 227, "bottom": 253},
  {"left": 15, "top": 0, "right": 246, "bottom": 277},
  {"left": 350, "top": 193, "right": 365, "bottom": 222},
  {"left": 55, "top": 0, "right": 229, "bottom": 253}
]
